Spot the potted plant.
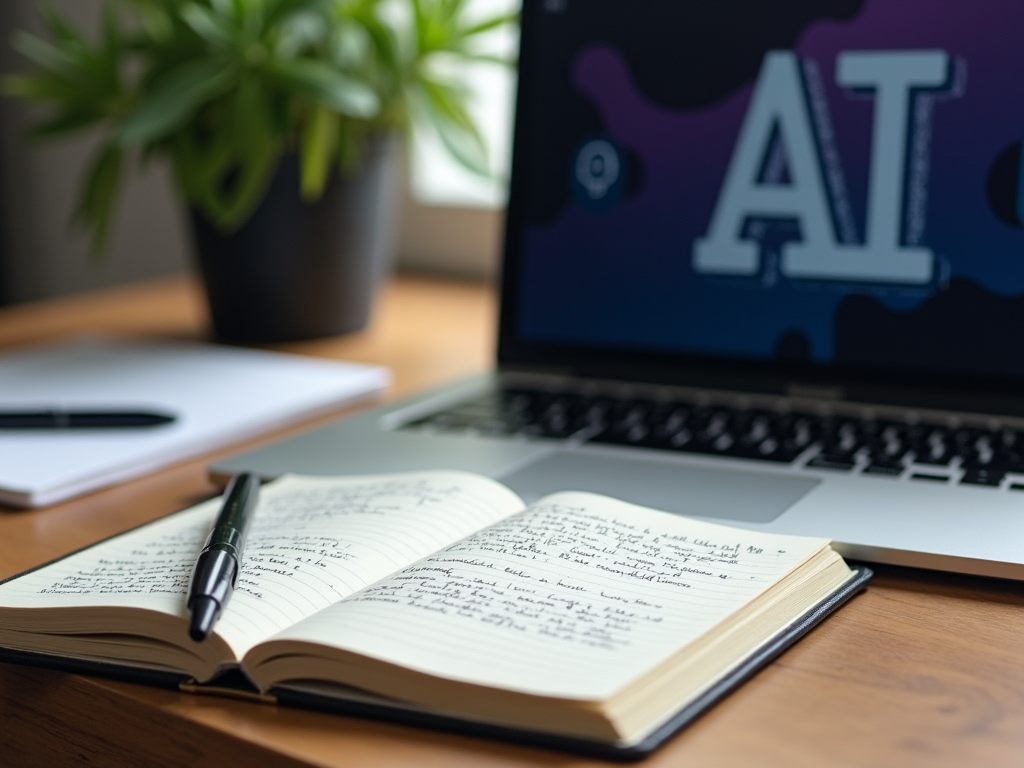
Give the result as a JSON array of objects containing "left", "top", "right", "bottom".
[{"left": 3, "top": 0, "right": 516, "bottom": 341}]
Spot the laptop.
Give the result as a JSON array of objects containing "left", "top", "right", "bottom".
[{"left": 213, "top": 0, "right": 1024, "bottom": 580}]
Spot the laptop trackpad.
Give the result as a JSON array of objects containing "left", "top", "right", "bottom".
[{"left": 499, "top": 451, "right": 819, "bottom": 524}]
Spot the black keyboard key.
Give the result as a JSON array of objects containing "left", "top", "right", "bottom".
[
  {"left": 730, "top": 438, "right": 807, "bottom": 463},
  {"left": 960, "top": 468, "right": 1005, "bottom": 487},
  {"left": 907, "top": 424, "right": 955, "bottom": 465},
  {"left": 666, "top": 428, "right": 694, "bottom": 449},
  {"left": 913, "top": 444, "right": 955, "bottom": 466},
  {"left": 807, "top": 452, "right": 857, "bottom": 471},
  {"left": 781, "top": 413, "right": 820, "bottom": 448},
  {"left": 863, "top": 460, "right": 904, "bottom": 477}
]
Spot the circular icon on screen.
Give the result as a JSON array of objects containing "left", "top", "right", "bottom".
[
  {"left": 572, "top": 137, "right": 624, "bottom": 212},
  {"left": 986, "top": 140, "right": 1024, "bottom": 228}
]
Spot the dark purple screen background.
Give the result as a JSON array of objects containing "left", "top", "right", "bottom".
[{"left": 512, "top": 0, "right": 1024, "bottom": 378}]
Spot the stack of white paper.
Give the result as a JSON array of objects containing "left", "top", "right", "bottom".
[{"left": 0, "top": 336, "right": 389, "bottom": 507}]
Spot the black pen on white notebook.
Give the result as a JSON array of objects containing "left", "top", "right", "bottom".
[
  {"left": 187, "top": 473, "right": 260, "bottom": 642},
  {"left": 0, "top": 409, "right": 176, "bottom": 429}
]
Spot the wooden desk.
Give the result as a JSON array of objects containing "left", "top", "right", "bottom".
[{"left": 1, "top": 274, "right": 1023, "bottom": 767}]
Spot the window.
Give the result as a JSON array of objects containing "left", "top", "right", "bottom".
[{"left": 397, "top": 0, "right": 519, "bottom": 277}]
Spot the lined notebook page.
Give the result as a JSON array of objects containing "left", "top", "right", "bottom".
[
  {"left": 260, "top": 491, "right": 831, "bottom": 701},
  {"left": 0, "top": 473, "right": 523, "bottom": 659}
]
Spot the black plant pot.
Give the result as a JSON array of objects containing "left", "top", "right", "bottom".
[{"left": 190, "top": 137, "right": 400, "bottom": 343}]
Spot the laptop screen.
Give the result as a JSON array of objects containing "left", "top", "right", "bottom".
[{"left": 499, "top": 0, "right": 1024, "bottom": 403}]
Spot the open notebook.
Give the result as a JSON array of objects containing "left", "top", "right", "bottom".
[{"left": 0, "top": 471, "right": 870, "bottom": 756}]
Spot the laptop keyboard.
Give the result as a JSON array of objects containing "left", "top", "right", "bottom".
[{"left": 402, "top": 385, "right": 1024, "bottom": 489}]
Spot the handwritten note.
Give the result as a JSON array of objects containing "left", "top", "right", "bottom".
[
  {"left": 36, "top": 527, "right": 198, "bottom": 598},
  {"left": 263, "top": 492, "right": 830, "bottom": 700},
  {"left": 0, "top": 472, "right": 523, "bottom": 659}
]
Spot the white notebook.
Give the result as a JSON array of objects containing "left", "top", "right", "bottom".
[{"left": 0, "top": 336, "right": 389, "bottom": 507}]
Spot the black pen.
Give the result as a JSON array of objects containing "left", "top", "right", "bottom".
[
  {"left": 187, "top": 473, "right": 261, "bottom": 642},
  {"left": 0, "top": 409, "right": 176, "bottom": 429}
]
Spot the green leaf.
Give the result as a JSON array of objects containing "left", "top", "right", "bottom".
[
  {"left": 116, "top": 58, "right": 235, "bottom": 145},
  {"left": 207, "top": 151, "right": 278, "bottom": 231},
  {"left": 10, "top": 31, "right": 81, "bottom": 78},
  {"left": 265, "top": 0, "right": 335, "bottom": 28},
  {"left": 349, "top": 10, "right": 399, "bottom": 76},
  {"left": 336, "top": 119, "right": 369, "bottom": 173},
  {"left": 40, "top": 5, "right": 88, "bottom": 50},
  {"left": 98, "top": 2, "right": 124, "bottom": 92},
  {"left": 0, "top": 73, "right": 73, "bottom": 102},
  {"left": 410, "top": 0, "right": 428, "bottom": 42},
  {"left": 180, "top": 3, "right": 234, "bottom": 46},
  {"left": 194, "top": 141, "right": 278, "bottom": 232},
  {"left": 452, "top": 52, "right": 515, "bottom": 67},
  {"left": 214, "top": 0, "right": 241, "bottom": 22},
  {"left": 129, "top": 3, "right": 175, "bottom": 43},
  {"left": 30, "top": 110, "right": 108, "bottom": 137},
  {"left": 419, "top": 76, "right": 488, "bottom": 175},
  {"left": 267, "top": 59, "right": 378, "bottom": 118},
  {"left": 328, "top": 23, "right": 370, "bottom": 70},
  {"left": 230, "top": 77, "right": 273, "bottom": 165},
  {"left": 169, "top": 130, "right": 209, "bottom": 201},
  {"left": 171, "top": 90, "right": 281, "bottom": 232},
  {"left": 73, "top": 142, "right": 124, "bottom": 256},
  {"left": 170, "top": 114, "right": 238, "bottom": 202},
  {"left": 459, "top": 12, "right": 519, "bottom": 41},
  {"left": 300, "top": 102, "right": 338, "bottom": 199},
  {"left": 440, "top": 0, "right": 467, "bottom": 23}
]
